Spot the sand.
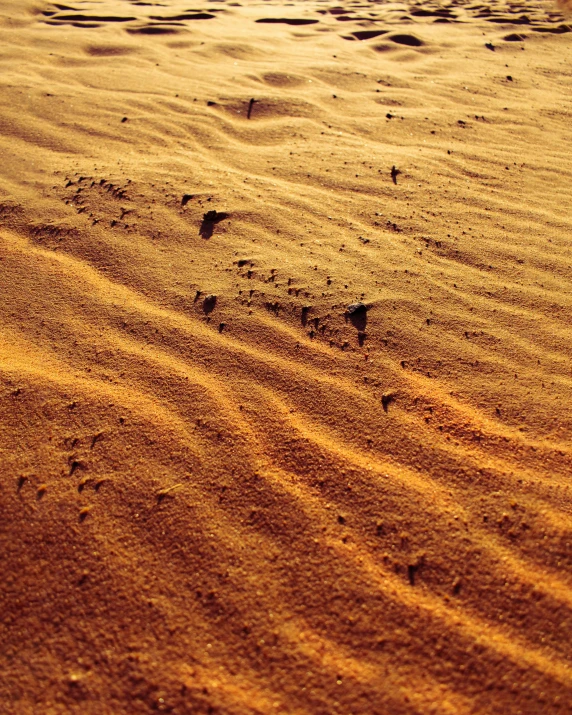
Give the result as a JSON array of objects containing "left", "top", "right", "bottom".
[{"left": 0, "top": 0, "right": 571, "bottom": 712}]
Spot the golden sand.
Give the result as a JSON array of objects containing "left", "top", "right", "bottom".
[{"left": 1, "top": 0, "right": 571, "bottom": 712}]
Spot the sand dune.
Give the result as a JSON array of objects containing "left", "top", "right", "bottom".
[{"left": 1, "top": 0, "right": 571, "bottom": 712}]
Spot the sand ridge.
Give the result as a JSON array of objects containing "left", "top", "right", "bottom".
[{"left": 1, "top": 0, "right": 572, "bottom": 712}]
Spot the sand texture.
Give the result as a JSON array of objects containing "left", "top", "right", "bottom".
[{"left": 1, "top": 0, "right": 572, "bottom": 712}]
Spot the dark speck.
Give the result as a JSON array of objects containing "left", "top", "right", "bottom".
[
  {"left": 381, "top": 392, "right": 396, "bottom": 412},
  {"left": 203, "top": 294, "right": 217, "bottom": 314},
  {"left": 200, "top": 210, "right": 228, "bottom": 238},
  {"left": 346, "top": 302, "right": 367, "bottom": 330}
]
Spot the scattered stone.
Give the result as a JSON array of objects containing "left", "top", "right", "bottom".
[
  {"left": 181, "top": 193, "right": 193, "bottom": 206},
  {"left": 346, "top": 302, "right": 367, "bottom": 316},
  {"left": 157, "top": 484, "right": 184, "bottom": 502}
]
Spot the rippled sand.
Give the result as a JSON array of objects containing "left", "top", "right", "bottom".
[{"left": 1, "top": 0, "right": 571, "bottom": 712}]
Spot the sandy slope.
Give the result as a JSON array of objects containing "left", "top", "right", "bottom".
[{"left": 0, "top": 0, "right": 571, "bottom": 712}]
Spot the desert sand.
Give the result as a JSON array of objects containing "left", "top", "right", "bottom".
[{"left": 1, "top": 0, "right": 571, "bottom": 712}]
